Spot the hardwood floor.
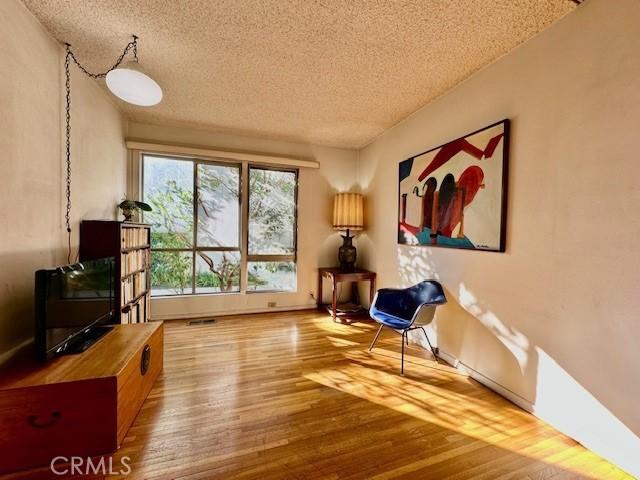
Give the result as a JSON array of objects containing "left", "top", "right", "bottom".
[{"left": 4, "top": 310, "right": 631, "bottom": 479}]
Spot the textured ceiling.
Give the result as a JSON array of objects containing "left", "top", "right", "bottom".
[{"left": 23, "top": 0, "right": 575, "bottom": 148}]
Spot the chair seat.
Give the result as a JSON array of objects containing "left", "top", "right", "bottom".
[{"left": 370, "top": 308, "right": 412, "bottom": 329}]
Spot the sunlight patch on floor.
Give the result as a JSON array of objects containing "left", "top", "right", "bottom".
[{"left": 304, "top": 350, "right": 626, "bottom": 480}]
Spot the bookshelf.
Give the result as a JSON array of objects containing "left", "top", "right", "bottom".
[{"left": 79, "top": 221, "right": 151, "bottom": 324}]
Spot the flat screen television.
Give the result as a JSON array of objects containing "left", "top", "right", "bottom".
[{"left": 35, "top": 257, "right": 115, "bottom": 361}]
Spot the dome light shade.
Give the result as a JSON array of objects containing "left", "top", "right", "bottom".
[{"left": 105, "top": 61, "right": 162, "bottom": 106}]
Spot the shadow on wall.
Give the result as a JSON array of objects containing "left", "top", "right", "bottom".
[
  {"left": 392, "top": 246, "right": 640, "bottom": 477},
  {"left": 0, "top": 286, "right": 33, "bottom": 360},
  {"left": 0, "top": 249, "right": 68, "bottom": 361}
]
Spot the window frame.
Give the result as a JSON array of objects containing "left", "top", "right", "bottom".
[
  {"left": 246, "top": 165, "right": 299, "bottom": 293},
  {"left": 138, "top": 151, "right": 298, "bottom": 297}
]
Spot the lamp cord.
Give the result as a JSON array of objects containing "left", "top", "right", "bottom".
[{"left": 63, "top": 35, "right": 138, "bottom": 263}]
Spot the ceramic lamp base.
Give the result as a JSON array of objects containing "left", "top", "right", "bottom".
[{"left": 338, "top": 229, "right": 357, "bottom": 272}]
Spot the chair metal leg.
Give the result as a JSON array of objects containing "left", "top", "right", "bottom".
[
  {"left": 401, "top": 330, "right": 406, "bottom": 375},
  {"left": 421, "top": 327, "right": 438, "bottom": 362},
  {"left": 369, "top": 324, "right": 384, "bottom": 351}
]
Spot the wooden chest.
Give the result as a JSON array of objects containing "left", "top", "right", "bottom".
[{"left": 0, "top": 322, "right": 163, "bottom": 474}]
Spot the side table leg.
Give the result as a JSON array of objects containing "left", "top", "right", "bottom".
[
  {"left": 332, "top": 279, "right": 338, "bottom": 321},
  {"left": 351, "top": 282, "right": 360, "bottom": 306},
  {"left": 369, "top": 278, "right": 376, "bottom": 307}
]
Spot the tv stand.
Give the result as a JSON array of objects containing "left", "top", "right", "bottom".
[
  {"left": 0, "top": 322, "right": 163, "bottom": 475},
  {"left": 56, "top": 325, "right": 114, "bottom": 356}
]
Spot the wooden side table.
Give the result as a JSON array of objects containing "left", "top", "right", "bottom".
[{"left": 317, "top": 268, "right": 376, "bottom": 322}]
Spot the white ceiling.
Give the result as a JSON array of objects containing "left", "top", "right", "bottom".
[{"left": 23, "top": 0, "right": 575, "bottom": 148}]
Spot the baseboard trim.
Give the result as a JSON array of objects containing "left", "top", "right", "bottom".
[
  {"left": 151, "top": 304, "right": 317, "bottom": 322},
  {"left": 438, "top": 349, "right": 534, "bottom": 413},
  {"left": 437, "top": 349, "right": 460, "bottom": 368}
]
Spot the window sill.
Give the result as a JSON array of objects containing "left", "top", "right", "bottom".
[
  {"left": 151, "top": 290, "right": 298, "bottom": 299},
  {"left": 151, "top": 291, "right": 242, "bottom": 299},
  {"left": 246, "top": 289, "right": 297, "bottom": 295}
]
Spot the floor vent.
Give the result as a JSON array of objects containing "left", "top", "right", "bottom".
[{"left": 187, "top": 319, "right": 216, "bottom": 326}]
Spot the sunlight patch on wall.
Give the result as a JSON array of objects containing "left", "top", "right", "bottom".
[
  {"left": 396, "top": 246, "right": 439, "bottom": 286},
  {"left": 458, "top": 283, "right": 530, "bottom": 373},
  {"left": 534, "top": 348, "right": 640, "bottom": 477}
]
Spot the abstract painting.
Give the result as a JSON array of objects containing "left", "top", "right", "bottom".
[{"left": 398, "top": 119, "right": 509, "bottom": 252}]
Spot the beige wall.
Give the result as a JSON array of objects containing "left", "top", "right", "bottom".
[
  {"left": 3, "top": 0, "right": 638, "bottom": 473},
  {"left": 0, "top": 0, "right": 127, "bottom": 357},
  {"left": 126, "top": 122, "right": 358, "bottom": 320},
  {"left": 357, "top": 0, "right": 640, "bottom": 475}
]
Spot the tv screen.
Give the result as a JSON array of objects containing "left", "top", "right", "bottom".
[{"left": 35, "top": 257, "right": 115, "bottom": 361}]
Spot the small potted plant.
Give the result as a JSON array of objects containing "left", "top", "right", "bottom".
[{"left": 118, "top": 200, "right": 152, "bottom": 222}]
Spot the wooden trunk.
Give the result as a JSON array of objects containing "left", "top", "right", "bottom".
[{"left": 0, "top": 322, "right": 163, "bottom": 475}]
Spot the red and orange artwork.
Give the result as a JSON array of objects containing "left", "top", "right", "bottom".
[{"left": 398, "top": 120, "right": 509, "bottom": 252}]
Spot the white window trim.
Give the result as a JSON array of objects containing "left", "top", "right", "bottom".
[
  {"left": 125, "top": 139, "right": 319, "bottom": 169},
  {"left": 129, "top": 148, "right": 300, "bottom": 296}
]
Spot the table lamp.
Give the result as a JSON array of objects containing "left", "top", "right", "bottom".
[{"left": 332, "top": 193, "right": 364, "bottom": 272}]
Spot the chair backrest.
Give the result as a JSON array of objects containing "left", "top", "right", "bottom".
[
  {"left": 371, "top": 280, "right": 446, "bottom": 324},
  {"left": 407, "top": 280, "right": 446, "bottom": 308},
  {"left": 406, "top": 280, "right": 446, "bottom": 326}
]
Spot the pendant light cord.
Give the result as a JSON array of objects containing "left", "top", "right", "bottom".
[
  {"left": 63, "top": 36, "right": 138, "bottom": 263},
  {"left": 64, "top": 49, "right": 72, "bottom": 263}
]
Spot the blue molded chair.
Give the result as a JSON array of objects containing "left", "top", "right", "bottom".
[{"left": 368, "top": 280, "right": 446, "bottom": 374}]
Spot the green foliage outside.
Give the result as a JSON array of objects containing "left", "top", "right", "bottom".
[{"left": 144, "top": 160, "right": 295, "bottom": 295}]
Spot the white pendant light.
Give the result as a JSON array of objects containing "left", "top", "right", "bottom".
[{"left": 106, "top": 60, "right": 162, "bottom": 107}]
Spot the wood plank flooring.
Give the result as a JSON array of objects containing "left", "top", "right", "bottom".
[{"left": 4, "top": 310, "right": 632, "bottom": 479}]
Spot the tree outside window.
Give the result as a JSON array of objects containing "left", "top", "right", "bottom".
[{"left": 142, "top": 155, "right": 297, "bottom": 295}]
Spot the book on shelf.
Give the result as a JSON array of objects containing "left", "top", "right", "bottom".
[
  {"left": 121, "top": 227, "right": 149, "bottom": 250},
  {"left": 121, "top": 270, "right": 148, "bottom": 306},
  {"left": 122, "top": 295, "right": 147, "bottom": 325},
  {"left": 80, "top": 221, "right": 152, "bottom": 324},
  {"left": 121, "top": 249, "right": 150, "bottom": 276}
]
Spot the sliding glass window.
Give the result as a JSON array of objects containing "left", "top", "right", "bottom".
[{"left": 142, "top": 154, "right": 296, "bottom": 296}]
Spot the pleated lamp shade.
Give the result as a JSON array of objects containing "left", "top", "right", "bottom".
[{"left": 332, "top": 193, "right": 364, "bottom": 231}]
